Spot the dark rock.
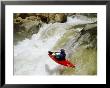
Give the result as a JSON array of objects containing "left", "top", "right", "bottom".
[{"left": 55, "top": 13, "right": 67, "bottom": 23}]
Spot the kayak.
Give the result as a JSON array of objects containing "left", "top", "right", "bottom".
[{"left": 48, "top": 53, "right": 75, "bottom": 68}]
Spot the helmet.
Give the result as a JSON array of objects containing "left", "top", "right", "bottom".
[{"left": 60, "top": 49, "right": 65, "bottom": 52}]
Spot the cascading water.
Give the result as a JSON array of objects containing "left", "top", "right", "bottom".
[
  {"left": 14, "top": 15, "right": 96, "bottom": 75},
  {"left": 14, "top": 23, "right": 70, "bottom": 75}
]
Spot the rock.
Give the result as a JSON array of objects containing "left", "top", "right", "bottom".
[
  {"left": 84, "top": 22, "right": 97, "bottom": 31},
  {"left": 55, "top": 13, "right": 67, "bottom": 23},
  {"left": 48, "top": 13, "right": 56, "bottom": 23},
  {"left": 40, "top": 15, "right": 49, "bottom": 23},
  {"left": 14, "top": 13, "right": 20, "bottom": 19},
  {"left": 14, "top": 14, "right": 43, "bottom": 43},
  {"left": 78, "top": 22, "right": 97, "bottom": 49},
  {"left": 80, "top": 13, "right": 97, "bottom": 18},
  {"left": 15, "top": 13, "right": 36, "bottom": 19},
  {"left": 14, "top": 13, "right": 67, "bottom": 24},
  {"left": 19, "top": 13, "right": 30, "bottom": 19},
  {"left": 14, "top": 17, "right": 23, "bottom": 24},
  {"left": 13, "top": 13, "right": 68, "bottom": 43}
]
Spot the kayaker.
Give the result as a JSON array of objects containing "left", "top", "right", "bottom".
[{"left": 48, "top": 49, "right": 66, "bottom": 61}]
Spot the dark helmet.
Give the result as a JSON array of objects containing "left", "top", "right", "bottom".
[{"left": 60, "top": 49, "right": 65, "bottom": 52}]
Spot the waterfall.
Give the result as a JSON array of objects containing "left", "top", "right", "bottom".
[
  {"left": 14, "top": 23, "right": 69, "bottom": 75},
  {"left": 14, "top": 15, "right": 96, "bottom": 75}
]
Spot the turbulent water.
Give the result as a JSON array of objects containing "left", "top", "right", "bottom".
[{"left": 14, "top": 15, "right": 96, "bottom": 75}]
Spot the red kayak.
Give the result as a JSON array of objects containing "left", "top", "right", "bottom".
[{"left": 48, "top": 53, "right": 75, "bottom": 68}]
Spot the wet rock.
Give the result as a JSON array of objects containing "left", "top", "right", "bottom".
[
  {"left": 14, "top": 13, "right": 67, "bottom": 23},
  {"left": 55, "top": 13, "right": 67, "bottom": 23},
  {"left": 13, "top": 13, "right": 68, "bottom": 43},
  {"left": 14, "top": 16, "right": 42, "bottom": 43}
]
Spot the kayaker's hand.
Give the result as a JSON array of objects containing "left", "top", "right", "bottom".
[{"left": 52, "top": 53, "right": 55, "bottom": 56}]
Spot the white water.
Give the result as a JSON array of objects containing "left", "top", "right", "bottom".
[
  {"left": 14, "top": 23, "right": 70, "bottom": 75},
  {"left": 66, "top": 15, "right": 96, "bottom": 24},
  {"left": 14, "top": 15, "right": 96, "bottom": 75}
]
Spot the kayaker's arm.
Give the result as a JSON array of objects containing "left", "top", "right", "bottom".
[
  {"left": 48, "top": 51, "right": 60, "bottom": 55},
  {"left": 55, "top": 52, "right": 60, "bottom": 53},
  {"left": 52, "top": 52, "right": 60, "bottom": 56}
]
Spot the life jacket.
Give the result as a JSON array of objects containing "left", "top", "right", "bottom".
[{"left": 56, "top": 52, "right": 66, "bottom": 61}]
